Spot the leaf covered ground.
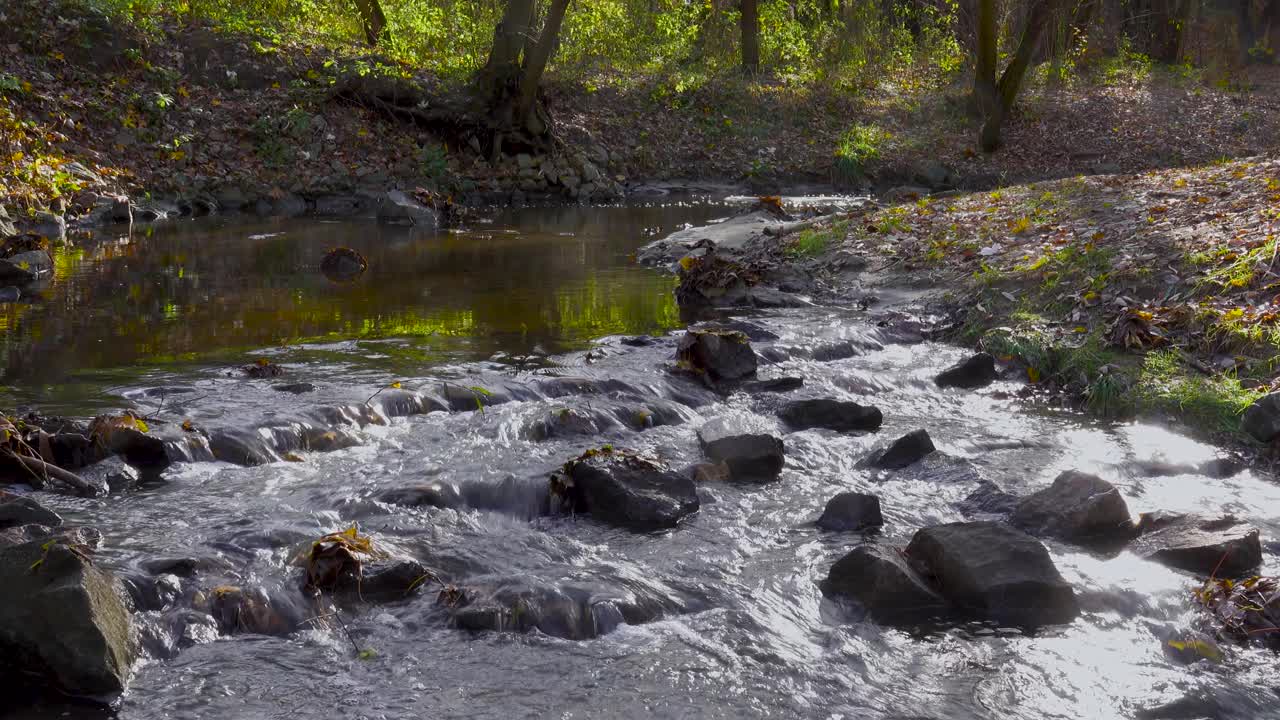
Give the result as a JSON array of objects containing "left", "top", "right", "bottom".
[{"left": 788, "top": 155, "right": 1280, "bottom": 447}]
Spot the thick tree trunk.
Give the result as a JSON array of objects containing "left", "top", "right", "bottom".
[
  {"left": 980, "top": 0, "right": 1055, "bottom": 152},
  {"left": 353, "top": 0, "right": 391, "bottom": 47},
  {"left": 741, "top": 0, "right": 761, "bottom": 74},
  {"left": 517, "top": 0, "right": 572, "bottom": 135},
  {"left": 973, "top": 0, "right": 998, "bottom": 117}
]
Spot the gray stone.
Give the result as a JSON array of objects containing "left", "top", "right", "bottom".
[
  {"left": 29, "top": 211, "right": 66, "bottom": 240},
  {"left": 823, "top": 544, "right": 948, "bottom": 623},
  {"left": 697, "top": 417, "right": 784, "bottom": 482},
  {"left": 866, "top": 429, "right": 935, "bottom": 470},
  {"left": 516, "top": 153, "right": 535, "bottom": 170},
  {"left": 0, "top": 492, "right": 62, "bottom": 529},
  {"left": 378, "top": 482, "right": 465, "bottom": 509},
  {"left": 0, "top": 250, "right": 53, "bottom": 284},
  {"left": 1242, "top": 393, "right": 1280, "bottom": 443},
  {"left": 935, "top": 352, "right": 998, "bottom": 389},
  {"left": 779, "top": 399, "right": 882, "bottom": 433},
  {"left": 376, "top": 190, "right": 438, "bottom": 227},
  {"left": 677, "top": 330, "right": 758, "bottom": 381},
  {"left": 906, "top": 521, "right": 1079, "bottom": 626},
  {"left": 551, "top": 450, "right": 699, "bottom": 531},
  {"left": 0, "top": 531, "right": 135, "bottom": 697},
  {"left": 816, "top": 492, "right": 883, "bottom": 531},
  {"left": 1133, "top": 515, "right": 1262, "bottom": 577},
  {"left": 0, "top": 205, "right": 16, "bottom": 238},
  {"left": 1011, "top": 470, "right": 1132, "bottom": 541}
]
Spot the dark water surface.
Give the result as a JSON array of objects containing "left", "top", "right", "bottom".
[{"left": 4, "top": 203, "right": 1280, "bottom": 720}]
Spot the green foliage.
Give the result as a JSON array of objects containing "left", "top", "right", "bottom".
[
  {"left": 1131, "top": 350, "right": 1263, "bottom": 433},
  {"left": 787, "top": 221, "right": 846, "bottom": 258},
  {"left": 833, "top": 123, "right": 890, "bottom": 183}
]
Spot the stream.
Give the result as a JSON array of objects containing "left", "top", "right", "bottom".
[{"left": 4, "top": 201, "right": 1280, "bottom": 720}]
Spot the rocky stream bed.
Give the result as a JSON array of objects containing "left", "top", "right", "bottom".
[{"left": 2, "top": 202, "right": 1280, "bottom": 720}]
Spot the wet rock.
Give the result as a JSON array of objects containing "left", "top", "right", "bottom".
[
  {"left": 0, "top": 205, "right": 15, "bottom": 238},
  {"left": 934, "top": 352, "right": 998, "bottom": 389},
  {"left": 451, "top": 579, "right": 681, "bottom": 640},
  {"left": 1242, "top": 393, "right": 1280, "bottom": 443},
  {"left": 1198, "top": 457, "right": 1244, "bottom": 479},
  {"left": 377, "top": 481, "right": 465, "bottom": 509},
  {"left": 208, "top": 428, "right": 278, "bottom": 466},
  {"left": 696, "top": 417, "right": 784, "bottom": 482},
  {"left": 320, "top": 247, "right": 366, "bottom": 282},
  {"left": 816, "top": 492, "right": 883, "bottom": 532},
  {"left": 0, "top": 249, "right": 53, "bottom": 284},
  {"left": 778, "top": 399, "right": 882, "bottom": 433},
  {"left": 441, "top": 383, "right": 504, "bottom": 412},
  {"left": 333, "top": 559, "right": 431, "bottom": 604},
  {"left": 0, "top": 286, "right": 20, "bottom": 303},
  {"left": 677, "top": 330, "right": 758, "bottom": 382},
  {"left": 822, "top": 545, "right": 948, "bottom": 623},
  {"left": 906, "top": 521, "right": 1079, "bottom": 626},
  {"left": 955, "top": 480, "right": 1021, "bottom": 518},
  {"left": 80, "top": 456, "right": 143, "bottom": 493},
  {"left": 29, "top": 211, "right": 66, "bottom": 241},
  {"left": 121, "top": 571, "right": 183, "bottom": 612},
  {"left": 141, "top": 557, "right": 199, "bottom": 578},
  {"left": 1133, "top": 515, "right": 1262, "bottom": 577},
  {"left": 1010, "top": 470, "right": 1133, "bottom": 541},
  {"left": 41, "top": 431, "right": 96, "bottom": 470},
  {"left": 550, "top": 449, "right": 699, "bottom": 531},
  {"left": 693, "top": 320, "right": 779, "bottom": 342},
  {"left": 88, "top": 415, "right": 170, "bottom": 470},
  {"left": 374, "top": 389, "right": 446, "bottom": 418},
  {"left": 742, "top": 377, "right": 804, "bottom": 393},
  {"left": 201, "top": 585, "right": 300, "bottom": 636},
  {"left": 865, "top": 429, "right": 935, "bottom": 470},
  {"left": 273, "top": 382, "right": 316, "bottom": 394},
  {"left": 376, "top": 190, "right": 438, "bottom": 227},
  {"left": 0, "top": 491, "right": 62, "bottom": 529},
  {"left": 686, "top": 462, "right": 730, "bottom": 484},
  {"left": 312, "top": 194, "right": 368, "bottom": 216},
  {"left": 0, "top": 531, "right": 135, "bottom": 697}
]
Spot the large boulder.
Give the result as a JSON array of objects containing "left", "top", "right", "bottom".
[
  {"left": 822, "top": 545, "right": 948, "bottom": 624},
  {"left": 0, "top": 527, "right": 136, "bottom": 698},
  {"left": 550, "top": 449, "right": 699, "bottom": 531},
  {"left": 1010, "top": 470, "right": 1133, "bottom": 541},
  {"left": 0, "top": 492, "right": 62, "bottom": 529},
  {"left": 935, "top": 352, "right": 998, "bottom": 389},
  {"left": 696, "top": 417, "right": 784, "bottom": 482},
  {"left": 816, "top": 492, "right": 883, "bottom": 532},
  {"left": 779, "top": 399, "right": 882, "bottom": 433},
  {"left": 906, "top": 521, "right": 1079, "bottom": 626},
  {"left": 1132, "top": 515, "right": 1262, "bottom": 577},
  {"left": 0, "top": 249, "right": 53, "bottom": 284},
  {"left": 865, "top": 429, "right": 935, "bottom": 470},
  {"left": 1242, "top": 393, "right": 1280, "bottom": 443},
  {"left": 677, "top": 330, "right": 758, "bottom": 382}
]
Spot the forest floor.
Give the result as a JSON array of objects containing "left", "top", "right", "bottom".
[
  {"left": 3, "top": 0, "right": 1280, "bottom": 227},
  {"left": 770, "top": 155, "right": 1280, "bottom": 452}
]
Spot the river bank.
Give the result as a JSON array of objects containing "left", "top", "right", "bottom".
[{"left": 4, "top": 0, "right": 1280, "bottom": 238}]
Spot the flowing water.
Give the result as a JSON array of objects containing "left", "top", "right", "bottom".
[{"left": 4, "top": 203, "right": 1280, "bottom": 720}]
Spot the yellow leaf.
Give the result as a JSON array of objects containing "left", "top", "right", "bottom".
[
  {"left": 1028, "top": 367, "right": 1041, "bottom": 383},
  {"left": 210, "top": 97, "right": 221, "bottom": 106},
  {"left": 1091, "top": 231, "right": 1105, "bottom": 241},
  {"left": 176, "top": 85, "right": 189, "bottom": 97},
  {"left": 284, "top": 452, "right": 304, "bottom": 462},
  {"left": 271, "top": 82, "right": 281, "bottom": 89},
  {"left": 678, "top": 256, "right": 696, "bottom": 271},
  {"left": 168, "top": 150, "right": 185, "bottom": 161},
  {"left": 1174, "top": 178, "right": 1188, "bottom": 188},
  {"left": 20, "top": 81, "right": 32, "bottom": 93},
  {"left": 1072, "top": 326, "right": 1088, "bottom": 333},
  {"left": 1010, "top": 216, "right": 1031, "bottom": 234},
  {"left": 389, "top": 381, "right": 402, "bottom": 389},
  {"left": 357, "top": 128, "right": 369, "bottom": 137}
]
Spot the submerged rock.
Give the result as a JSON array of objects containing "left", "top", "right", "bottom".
[
  {"left": 0, "top": 528, "right": 136, "bottom": 698},
  {"left": 823, "top": 544, "right": 947, "bottom": 624},
  {"left": 451, "top": 578, "right": 686, "bottom": 640},
  {"left": 934, "top": 352, "right": 998, "bottom": 389},
  {"left": 742, "top": 377, "right": 804, "bottom": 393},
  {"left": 955, "top": 480, "right": 1021, "bottom": 518},
  {"left": 696, "top": 417, "right": 784, "bottom": 482},
  {"left": 1242, "top": 393, "right": 1280, "bottom": 443},
  {"left": 906, "top": 521, "right": 1079, "bottom": 626},
  {"left": 816, "top": 492, "right": 883, "bottom": 532},
  {"left": 677, "top": 329, "right": 758, "bottom": 382},
  {"left": 550, "top": 448, "right": 699, "bottom": 531},
  {"left": 377, "top": 482, "right": 465, "bottom": 510},
  {"left": 778, "top": 399, "right": 882, "bottom": 433},
  {"left": 865, "top": 429, "right": 935, "bottom": 470},
  {"left": 1010, "top": 470, "right": 1133, "bottom": 542},
  {"left": 376, "top": 190, "right": 438, "bottom": 227},
  {"left": 1133, "top": 515, "right": 1262, "bottom": 577},
  {"left": 319, "top": 247, "right": 367, "bottom": 282},
  {"left": 0, "top": 249, "right": 53, "bottom": 284}
]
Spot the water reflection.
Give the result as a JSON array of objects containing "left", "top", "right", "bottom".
[{"left": 0, "top": 204, "right": 726, "bottom": 410}]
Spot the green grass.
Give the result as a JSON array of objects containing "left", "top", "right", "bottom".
[
  {"left": 833, "top": 123, "right": 891, "bottom": 184},
  {"left": 1129, "top": 350, "right": 1264, "bottom": 433},
  {"left": 786, "top": 220, "right": 847, "bottom": 258}
]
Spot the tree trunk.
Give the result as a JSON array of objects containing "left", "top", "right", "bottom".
[
  {"left": 353, "top": 0, "right": 391, "bottom": 47},
  {"left": 741, "top": 0, "right": 761, "bottom": 74},
  {"left": 517, "top": 0, "right": 572, "bottom": 135},
  {"left": 980, "top": 0, "right": 1055, "bottom": 152},
  {"left": 973, "top": 0, "right": 998, "bottom": 117}
]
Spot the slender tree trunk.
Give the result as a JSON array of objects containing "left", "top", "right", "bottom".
[
  {"left": 517, "top": 0, "right": 572, "bottom": 135},
  {"left": 741, "top": 0, "right": 761, "bottom": 74},
  {"left": 353, "top": 0, "right": 390, "bottom": 47},
  {"left": 980, "top": 0, "right": 1055, "bottom": 151},
  {"left": 973, "top": 0, "right": 998, "bottom": 117},
  {"left": 484, "top": 0, "right": 537, "bottom": 78}
]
